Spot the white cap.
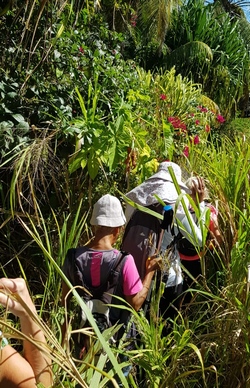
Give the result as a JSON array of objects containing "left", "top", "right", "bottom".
[{"left": 90, "top": 194, "right": 126, "bottom": 227}]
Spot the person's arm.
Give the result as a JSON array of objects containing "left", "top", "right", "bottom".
[
  {"left": 125, "top": 256, "right": 161, "bottom": 311},
  {"left": 0, "top": 345, "right": 39, "bottom": 388},
  {"left": 208, "top": 209, "right": 223, "bottom": 248},
  {"left": 0, "top": 278, "right": 52, "bottom": 388},
  {"left": 61, "top": 280, "right": 72, "bottom": 343}
]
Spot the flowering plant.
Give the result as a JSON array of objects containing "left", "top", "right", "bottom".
[{"left": 162, "top": 101, "right": 225, "bottom": 158}]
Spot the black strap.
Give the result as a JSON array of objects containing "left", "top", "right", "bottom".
[
  {"left": 106, "top": 251, "right": 128, "bottom": 294},
  {"left": 109, "top": 250, "right": 127, "bottom": 278}
]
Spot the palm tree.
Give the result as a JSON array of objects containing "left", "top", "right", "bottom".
[
  {"left": 126, "top": 0, "right": 250, "bottom": 117},
  {"left": 214, "top": 0, "right": 250, "bottom": 18}
]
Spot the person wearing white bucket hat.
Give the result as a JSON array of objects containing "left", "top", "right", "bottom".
[
  {"left": 121, "top": 161, "right": 207, "bottom": 333},
  {"left": 61, "top": 194, "right": 161, "bottom": 361},
  {"left": 90, "top": 194, "right": 127, "bottom": 227}
]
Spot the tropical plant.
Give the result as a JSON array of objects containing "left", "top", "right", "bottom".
[
  {"left": 1, "top": 0, "right": 250, "bottom": 386},
  {"left": 126, "top": 0, "right": 250, "bottom": 119},
  {"left": 163, "top": 0, "right": 250, "bottom": 119}
]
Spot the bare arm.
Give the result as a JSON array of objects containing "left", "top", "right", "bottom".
[
  {"left": 208, "top": 216, "right": 223, "bottom": 248},
  {"left": 125, "top": 257, "right": 161, "bottom": 311},
  {"left": 61, "top": 280, "right": 72, "bottom": 344},
  {"left": 0, "top": 278, "right": 52, "bottom": 388},
  {"left": 0, "top": 345, "right": 38, "bottom": 388}
]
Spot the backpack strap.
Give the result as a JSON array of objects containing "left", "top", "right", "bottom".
[{"left": 104, "top": 250, "right": 128, "bottom": 301}]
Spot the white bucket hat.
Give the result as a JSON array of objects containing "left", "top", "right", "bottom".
[
  {"left": 90, "top": 194, "right": 126, "bottom": 227},
  {"left": 126, "top": 161, "right": 190, "bottom": 206}
]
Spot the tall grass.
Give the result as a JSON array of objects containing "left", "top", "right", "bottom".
[
  {"left": 15, "top": 198, "right": 131, "bottom": 387},
  {"left": 119, "top": 134, "right": 250, "bottom": 387},
  {"left": 1, "top": 133, "right": 250, "bottom": 387}
]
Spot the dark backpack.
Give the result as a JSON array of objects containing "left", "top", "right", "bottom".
[
  {"left": 121, "top": 203, "right": 164, "bottom": 279},
  {"left": 67, "top": 248, "right": 128, "bottom": 353}
]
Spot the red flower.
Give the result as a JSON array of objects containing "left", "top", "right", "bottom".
[
  {"left": 195, "top": 120, "right": 200, "bottom": 125},
  {"left": 160, "top": 94, "right": 167, "bottom": 100},
  {"left": 130, "top": 14, "right": 137, "bottom": 27},
  {"left": 217, "top": 114, "right": 225, "bottom": 123},
  {"left": 183, "top": 146, "right": 189, "bottom": 157},
  {"left": 205, "top": 124, "right": 210, "bottom": 133},
  {"left": 197, "top": 106, "right": 208, "bottom": 113},
  {"left": 79, "top": 47, "right": 84, "bottom": 54},
  {"left": 168, "top": 116, "right": 186, "bottom": 131},
  {"left": 193, "top": 135, "right": 200, "bottom": 144}
]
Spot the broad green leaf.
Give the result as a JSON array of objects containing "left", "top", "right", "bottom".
[
  {"left": 88, "top": 154, "right": 100, "bottom": 179},
  {"left": 12, "top": 114, "right": 25, "bottom": 123},
  {"left": 68, "top": 149, "right": 87, "bottom": 174},
  {"left": 108, "top": 141, "right": 116, "bottom": 171},
  {"left": 16, "top": 121, "right": 30, "bottom": 132}
]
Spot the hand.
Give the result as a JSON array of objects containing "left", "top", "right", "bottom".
[
  {"left": 191, "top": 176, "right": 205, "bottom": 204},
  {"left": 0, "top": 278, "right": 35, "bottom": 318},
  {"left": 146, "top": 255, "right": 162, "bottom": 272}
]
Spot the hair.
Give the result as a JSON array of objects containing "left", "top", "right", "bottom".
[{"left": 92, "top": 225, "right": 123, "bottom": 236}]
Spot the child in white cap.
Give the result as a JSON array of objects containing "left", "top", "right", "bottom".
[{"left": 62, "top": 194, "right": 161, "bottom": 355}]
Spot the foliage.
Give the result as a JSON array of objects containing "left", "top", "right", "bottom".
[
  {"left": 223, "top": 117, "right": 250, "bottom": 137},
  {"left": 163, "top": 0, "right": 250, "bottom": 119},
  {"left": 126, "top": 0, "right": 250, "bottom": 119},
  {"left": 1, "top": 1, "right": 250, "bottom": 387},
  {"left": 1, "top": 131, "right": 250, "bottom": 386}
]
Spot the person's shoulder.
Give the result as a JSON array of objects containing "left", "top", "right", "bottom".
[
  {"left": 121, "top": 252, "right": 137, "bottom": 271},
  {"left": 119, "top": 250, "right": 133, "bottom": 259},
  {"left": 64, "top": 246, "right": 87, "bottom": 263}
]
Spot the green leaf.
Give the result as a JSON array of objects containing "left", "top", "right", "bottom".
[
  {"left": 75, "top": 87, "right": 87, "bottom": 120},
  {"left": 108, "top": 141, "right": 116, "bottom": 171},
  {"left": 7, "top": 92, "right": 18, "bottom": 98},
  {"left": 0, "top": 121, "right": 14, "bottom": 130},
  {"left": 118, "top": 191, "right": 163, "bottom": 220},
  {"left": 68, "top": 149, "right": 87, "bottom": 174},
  {"left": 12, "top": 114, "right": 25, "bottom": 123},
  {"left": 1, "top": 104, "right": 13, "bottom": 113},
  {"left": 88, "top": 154, "right": 100, "bottom": 179},
  {"left": 16, "top": 121, "right": 30, "bottom": 132},
  {"left": 56, "top": 68, "right": 64, "bottom": 78},
  {"left": 80, "top": 158, "right": 87, "bottom": 170}
]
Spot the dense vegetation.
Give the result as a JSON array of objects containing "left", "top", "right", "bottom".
[{"left": 0, "top": 0, "right": 250, "bottom": 387}]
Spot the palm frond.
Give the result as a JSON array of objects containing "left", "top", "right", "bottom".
[{"left": 166, "top": 41, "right": 213, "bottom": 75}]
